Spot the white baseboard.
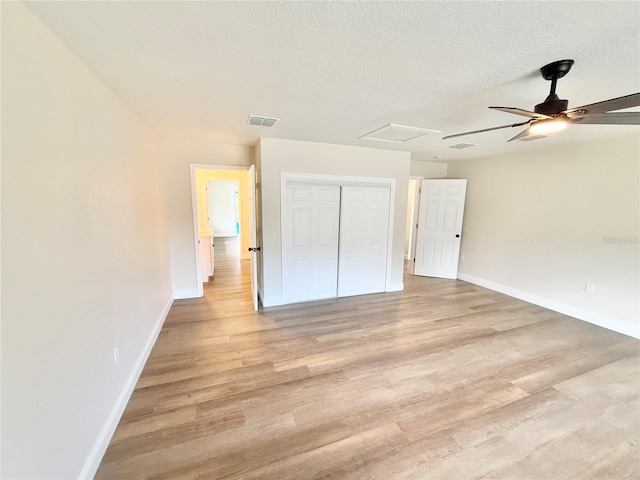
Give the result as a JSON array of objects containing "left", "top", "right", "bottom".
[
  {"left": 173, "top": 288, "right": 201, "bottom": 299},
  {"left": 79, "top": 294, "right": 174, "bottom": 479},
  {"left": 457, "top": 272, "right": 640, "bottom": 339},
  {"left": 260, "top": 295, "right": 286, "bottom": 307},
  {"left": 386, "top": 282, "right": 404, "bottom": 292}
]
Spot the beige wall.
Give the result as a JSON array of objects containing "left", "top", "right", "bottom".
[
  {"left": 447, "top": 133, "right": 640, "bottom": 337},
  {"left": 161, "top": 139, "right": 253, "bottom": 297},
  {"left": 258, "top": 138, "right": 410, "bottom": 305},
  {"left": 1, "top": 3, "right": 172, "bottom": 478},
  {"left": 409, "top": 160, "right": 448, "bottom": 178}
]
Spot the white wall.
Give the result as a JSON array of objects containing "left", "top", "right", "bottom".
[
  {"left": 258, "top": 138, "right": 410, "bottom": 306},
  {"left": 1, "top": 3, "right": 172, "bottom": 478},
  {"left": 447, "top": 133, "right": 640, "bottom": 338},
  {"left": 409, "top": 160, "right": 448, "bottom": 178},
  {"left": 161, "top": 139, "right": 253, "bottom": 297},
  {"left": 208, "top": 180, "right": 238, "bottom": 236}
]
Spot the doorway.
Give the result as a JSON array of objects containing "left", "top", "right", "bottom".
[
  {"left": 404, "top": 176, "right": 423, "bottom": 274},
  {"left": 189, "top": 164, "right": 259, "bottom": 309}
]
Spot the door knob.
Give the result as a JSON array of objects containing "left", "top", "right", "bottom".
[
  {"left": 248, "top": 247, "right": 262, "bottom": 252},
  {"left": 455, "top": 234, "right": 460, "bottom": 238}
]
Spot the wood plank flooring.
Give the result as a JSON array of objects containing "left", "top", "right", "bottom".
[{"left": 96, "top": 238, "right": 640, "bottom": 479}]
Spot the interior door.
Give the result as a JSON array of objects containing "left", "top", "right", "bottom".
[
  {"left": 414, "top": 179, "right": 467, "bottom": 279},
  {"left": 338, "top": 186, "right": 391, "bottom": 297},
  {"left": 282, "top": 183, "right": 340, "bottom": 303},
  {"left": 248, "top": 165, "right": 259, "bottom": 311}
]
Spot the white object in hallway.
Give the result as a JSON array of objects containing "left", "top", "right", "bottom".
[
  {"left": 414, "top": 179, "right": 467, "bottom": 279},
  {"left": 338, "top": 186, "right": 391, "bottom": 297},
  {"left": 199, "top": 235, "right": 213, "bottom": 280}
]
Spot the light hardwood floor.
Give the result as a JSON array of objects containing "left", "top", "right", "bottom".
[{"left": 96, "top": 238, "right": 640, "bottom": 479}]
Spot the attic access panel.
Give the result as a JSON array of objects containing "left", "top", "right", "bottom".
[{"left": 359, "top": 124, "right": 441, "bottom": 144}]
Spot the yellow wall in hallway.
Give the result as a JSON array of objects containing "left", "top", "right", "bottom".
[{"left": 195, "top": 168, "right": 251, "bottom": 259}]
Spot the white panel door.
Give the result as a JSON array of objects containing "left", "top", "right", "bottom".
[
  {"left": 338, "top": 186, "right": 391, "bottom": 297},
  {"left": 283, "top": 183, "right": 340, "bottom": 303},
  {"left": 414, "top": 179, "right": 467, "bottom": 279}
]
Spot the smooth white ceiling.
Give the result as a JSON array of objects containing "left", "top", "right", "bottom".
[{"left": 24, "top": 1, "right": 640, "bottom": 161}]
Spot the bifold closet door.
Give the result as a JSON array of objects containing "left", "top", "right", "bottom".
[
  {"left": 338, "top": 186, "right": 391, "bottom": 297},
  {"left": 282, "top": 183, "right": 340, "bottom": 303}
]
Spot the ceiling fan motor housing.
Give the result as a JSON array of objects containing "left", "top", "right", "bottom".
[
  {"left": 534, "top": 95, "right": 569, "bottom": 116},
  {"left": 534, "top": 60, "right": 574, "bottom": 115}
]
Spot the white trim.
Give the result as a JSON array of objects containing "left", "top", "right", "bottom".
[
  {"left": 189, "top": 165, "right": 204, "bottom": 298},
  {"left": 386, "top": 282, "right": 404, "bottom": 292},
  {"left": 173, "top": 288, "right": 202, "bottom": 299},
  {"left": 457, "top": 272, "right": 640, "bottom": 339},
  {"left": 407, "top": 176, "right": 423, "bottom": 275},
  {"left": 189, "top": 163, "right": 253, "bottom": 300},
  {"left": 281, "top": 172, "right": 396, "bottom": 188},
  {"left": 79, "top": 294, "right": 173, "bottom": 479},
  {"left": 190, "top": 163, "right": 250, "bottom": 171},
  {"left": 385, "top": 181, "right": 397, "bottom": 292},
  {"left": 261, "top": 295, "right": 286, "bottom": 308}
]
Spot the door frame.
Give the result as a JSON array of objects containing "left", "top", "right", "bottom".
[
  {"left": 407, "top": 176, "right": 423, "bottom": 274},
  {"left": 280, "top": 172, "right": 396, "bottom": 304},
  {"left": 189, "top": 163, "right": 254, "bottom": 298}
]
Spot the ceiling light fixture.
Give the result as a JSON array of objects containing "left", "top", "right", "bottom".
[{"left": 528, "top": 117, "right": 568, "bottom": 135}]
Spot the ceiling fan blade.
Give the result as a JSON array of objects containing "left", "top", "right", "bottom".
[
  {"left": 443, "top": 120, "right": 533, "bottom": 140},
  {"left": 489, "top": 106, "right": 551, "bottom": 119},
  {"left": 507, "top": 128, "right": 547, "bottom": 142},
  {"left": 566, "top": 92, "right": 640, "bottom": 115},
  {"left": 570, "top": 112, "right": 640, "bottom": 125}
]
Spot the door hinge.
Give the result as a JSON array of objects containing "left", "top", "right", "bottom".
[
  {"left": 416, "top": 223, "right": 418, "bottom": 229},
  {"left": 419, "top": 188, "right": 421, "bottom": 194},
  {"left": 413, "top": 258, "right": 416, "bottom": 262}
]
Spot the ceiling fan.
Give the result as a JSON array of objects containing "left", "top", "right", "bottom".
[{"left": 443, "top": 59, "right": 640, "bottom": 142}]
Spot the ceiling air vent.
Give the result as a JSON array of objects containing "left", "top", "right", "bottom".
[
  {"left": 247, "top": 115, "right": 279, "bottom": 127},
  {"left": 448, "top": 142, "right": 478, "bottom": 149},
  {"left": 359, "top": 124, "right": 440, "bottom": 144}
]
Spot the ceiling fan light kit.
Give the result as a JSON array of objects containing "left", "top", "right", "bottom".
[
  {"left": 528, "top": 117, "right": 568, "bottom": 135},
  {"left": 443, "top": 59, "right": 640, "bottom": 143}
]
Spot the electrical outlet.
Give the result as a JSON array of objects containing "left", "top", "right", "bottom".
[
  {"left": 113, "top": 345, "right": 120, "bottom": 364},
  {"left": 584, "top": 283, "right": 595, "bottom": 294}
]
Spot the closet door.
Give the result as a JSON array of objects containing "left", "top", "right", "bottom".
[
  {"left": 338, "top": 186, "right": 391, "bottom": 297},
  {"left": 282, "top": 183, "right": 340, "bottom": 303}
]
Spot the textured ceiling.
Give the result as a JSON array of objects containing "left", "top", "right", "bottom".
[{"left": 24, "top": 1, "right": 640, "bottom": 161}]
